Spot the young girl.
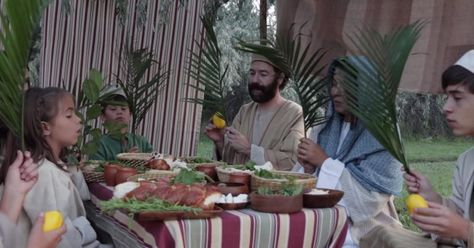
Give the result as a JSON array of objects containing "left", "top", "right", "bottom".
[{"left": 0, "top": 87, "right": 105, "bottom": 248}]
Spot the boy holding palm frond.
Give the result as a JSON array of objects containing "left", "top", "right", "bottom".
[{"left": 361, "top": 51, "right": 474, "bottom": 248}]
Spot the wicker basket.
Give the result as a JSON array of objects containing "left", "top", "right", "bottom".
[
  {"left": 81, "top": 162, "right": 105, "bottom": 183},
  {"left": 127, "top": 170, "right": 178, "bottom": 182},
  {"left": 250, "top": 171, "right": 316, "bottom": 191},
  {"left": 116, "top": 153, "right": 155, "bottom": 168},
  {"left": 216, "top": 166, "right": 252, "bottom": 182}
]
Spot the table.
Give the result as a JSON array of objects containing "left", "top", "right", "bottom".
[{"left": 87, "top": 182, "right": 348, "bottom": 248}]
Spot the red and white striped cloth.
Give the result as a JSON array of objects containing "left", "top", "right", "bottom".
[{"left": 89, "top": 182, "right": 348, "bottom": 248}]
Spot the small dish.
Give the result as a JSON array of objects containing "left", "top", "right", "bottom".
[
  {"left": 250, "top": 192, "right": 303, "bottom": 213},
  {"left": 212, "top": 182, "right": 249, "bottom": 196},
  {"left": 216, "top": 201, "right": 249, "bottom": 210},
  {"left": 303, "top": 188, "right": 344, "bottom": 208}
]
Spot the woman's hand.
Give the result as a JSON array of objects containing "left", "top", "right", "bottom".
[
  {"left": 404, "top": 170, "right": 441, "bottom": 203},
  {"left": 5, "top": 150, "right": 38, "bottom": 195},
  {"left": 27, "top": 213, "right": 66, "bottom": 248},
  {"left": 411, "top": 202, "right": 471, "bottom": 241},
  {"left": 297, "top": 138, "right": 328, "bottom": 169}
]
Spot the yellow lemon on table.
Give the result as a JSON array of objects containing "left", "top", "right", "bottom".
[
  {"left": 43, "top": 211, "right": 64, "bottom": 232},
  {"left": 406, "top": 194, "right": 428, "bottom": 214},
  {"left": 212, "top": 112, "right": 226, "bottom": 129}
]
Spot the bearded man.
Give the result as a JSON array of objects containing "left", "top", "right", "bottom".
[{"left": 205, "top": 55, "right": 304, "bottom": 170}]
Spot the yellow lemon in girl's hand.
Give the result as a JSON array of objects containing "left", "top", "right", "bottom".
[
  {"left": 406, "top": 194, "right": 428, "bottom": 214},
  {"left": 43, "top": 211, "right": 63, "bottom": 232},
  {"left": 212, "top": 112, "right": 226, "bottom": 129}
]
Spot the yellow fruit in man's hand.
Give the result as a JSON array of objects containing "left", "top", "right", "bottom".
[
  {"left": 406, "top": 194, "right": 428, "bottom": 214},
  {"left": 212, "top": 112, "right": 226, "bottom": 129},
  {"left": 43, "top": 211, "right": 64, "bottom": 232}
]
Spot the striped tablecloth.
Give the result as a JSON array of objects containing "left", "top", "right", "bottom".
[{"left": 88, "top": 183, "right": 348, "bottom": 248}]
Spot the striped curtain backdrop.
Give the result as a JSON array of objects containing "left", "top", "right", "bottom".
[{"left": 39, "top": 0, "right": 205, "bottom": 156}]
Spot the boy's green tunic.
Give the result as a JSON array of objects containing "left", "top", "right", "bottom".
[{"left": 89, "top": 133, "right": 153, "bottom": 161}]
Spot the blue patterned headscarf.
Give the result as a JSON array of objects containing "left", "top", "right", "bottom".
[{"left": 318, "top": 57, "right": 403, "bottom": 195}]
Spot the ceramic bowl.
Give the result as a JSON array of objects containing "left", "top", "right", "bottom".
[
  {"left": 303, "top": 188, "right": 344, "bottom": 208},
  {"left": 250, "top": 192, "right": 303, "bottom": 213},
  {"left": 227, "top": 172, "right": 251, "bottom": 186},
  {"left": 216, "top": 202, "right": 249, "bottom": 210},
  {"left": 115, "top": 167, "right": 138, "bottom": 185},
  {"left": 213, "top": 182, "right": 249, "bottom": 196}
]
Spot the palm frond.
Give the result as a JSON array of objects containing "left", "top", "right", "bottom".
[
  {"left": 235, "top": 27, "right": 329, "bottom": 131},
  {"left": 116, "top": 47, "right": 169, "bottom": 133},
  {"left": 339, "top": 21, "right": 425, "bottom": 173},
  {"left": 184, "top": 16, "right": 228, "bottom": 119},
  {"left": 0, "top": 0, "right": 46, "bottom": 149}
]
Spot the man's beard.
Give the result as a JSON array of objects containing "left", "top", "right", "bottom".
[{"left": 248, "top": 78, "right": 279, "bottom": 103}]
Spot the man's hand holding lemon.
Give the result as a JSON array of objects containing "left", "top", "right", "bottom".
[
  {"left": 205, "top": 112, "right": 228, "bottom": 158},
  {"left": 404, "top": 170, "right": 471, "bottom": 240}
]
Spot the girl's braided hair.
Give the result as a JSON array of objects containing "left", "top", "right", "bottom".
[{"left": 0, "top": 87, "right": 71, "bottom": 184}]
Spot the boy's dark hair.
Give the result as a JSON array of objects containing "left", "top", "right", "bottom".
[
  {"left": 442, "top": 65, "right": 474, "bottom": 93},
  {"left": 0, "top": 87, "right": 71, "bottom": 184},
  {"left": 100, "top": 94, "right": 129, "bottom": 113}
]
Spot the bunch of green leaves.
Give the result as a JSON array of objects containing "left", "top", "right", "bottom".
[
  {"left": 235, "top": 25, "right": 330, "bottom": 132},
  {"left": 70, "top": 69, "right": 105, "bottom": 158},
  {"left": 256, "top": 178, "right": 303, "bottom": 196},
  {"left": 0, "top": 0, "right": 47, "bottom": 149},
  {"left": 254, "top": 169, "right": 283, "bottom": 179},
  {"left": 183, "top": 157, "right": 214, "bottom": 164},
  {"left": 223, "top": 161, "right": 256, "bottom": 171},
  {"left": 116, "top": 46, "right": 168, "bottom": 133},
  {"left": 338, "top": 21, "right": 425, "bottom": 173},
  {"left": 171, "top": 169, "right": 207, "bottom": 185},
  {"left": 185, "top": 16, "right": 230, "bottom": 120},
  {"left": 101, "top": 198, "right": 201, "bottom": 214}
]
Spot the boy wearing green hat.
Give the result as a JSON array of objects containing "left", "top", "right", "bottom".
[{"left": 90, "top": 85, "right": 153, "bottom": 161}]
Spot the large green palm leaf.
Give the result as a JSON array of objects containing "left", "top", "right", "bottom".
[
  {"left": 185, "top": 16, "right": 229, "bottom": 118},
  {"left": 116, "top": 47, "right": 169, "bottom": 133},
  {"left": 339, "top": 21, "right": 425, "bottom": 173},
  {"left": 0, "top": 0, "right": 46, "bottom": 148},
  {"left": 235, "top": 29, "right": 329, "bottom": 131}
]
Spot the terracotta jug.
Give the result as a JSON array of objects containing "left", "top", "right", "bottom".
[
  {"left": 115, "top": 167, "right": 137, "bottom": 185},
  {"left": 104, "top": 164, "right": 121, "bottom": 186}
]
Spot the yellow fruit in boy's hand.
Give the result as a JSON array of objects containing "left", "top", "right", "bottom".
[
  {"left": 406, "top": 194, "right": 428, "bottom": 214},
  {"left": 43, "top": 211, "right": 63, "bottom": 232},
  {"left": 212, "top": 112, "right": 226, "bottom": 129}
]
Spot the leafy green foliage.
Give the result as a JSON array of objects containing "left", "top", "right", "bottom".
[
  {"left": 224, "top": 161, "right": 256, "bottom": 171},
  {"left": 185, "top": 16, "right": 230, "bottom": 119},
  {"left": 101, "top": 198, "right": 201, "bottom": 214},
  {"left": 182, "top": 157, "right": 214, "bottom": 164},
  {"left": 171, "top": 169, "right": 207, "bottom": 185},
  {"left": 338, "top": 21, "right": 425, "bottom": 173},
  {"left": 256, "top": 178, "right": 303, "bottom": 196},
  {"left": 254, "top": 169, "right": 283, "bottom": 179},
  {"left": 0, "top": 0, "right": 46, "bottom": 149},
  {"left": 116, "top": 47, "right": 168, "bottom": 133},
  {"left": 235, "top": 26, "right": 330, "bottom": 131},
  {"left": 68, "top": 69, "right": 106, "bottom": 161}
]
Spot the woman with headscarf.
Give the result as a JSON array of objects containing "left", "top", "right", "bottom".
[{"left": 293, "top": 57, "right": 404, "bottom": 247}]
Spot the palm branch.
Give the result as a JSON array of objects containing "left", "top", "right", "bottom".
[
  {"left": 185, "top": 16, "right": 229, "bottom": 119},
  {"left": 235, "top": 27, "right": 330, "bottom": 131},
  {"left": 0, "top": 0, "right": 46, "bottom": 149},
  {"left": 116, "top": 47, "right": 169, "bottom": 133},
  {"left": 338, "top": 21, "right": 425, "bottom": 173}
]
